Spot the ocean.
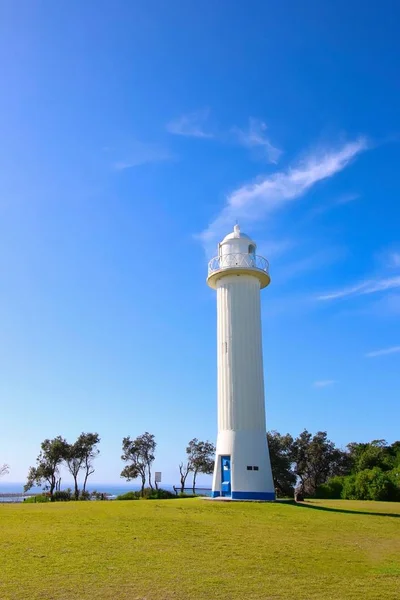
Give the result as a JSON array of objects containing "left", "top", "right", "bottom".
[{"left": 0, "top": 482, "right": 211, "bottom": 502}]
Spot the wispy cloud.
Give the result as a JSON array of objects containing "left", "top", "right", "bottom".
[
  {"left": 335, "top": 192, "right": 360, "bottom": 205},
  {"left": 166, "top": 109, "right": 213, "bottom": 138},
  {"left": 113, "top": 141, "right": 175, "bottom": 170},
  {"left": 232, "top": 118, "right": 282, "bottom": 164},
  {"left": 366, "top": 346, "right": 400, "bottom": 358},
  {"left": 318, "top": 275, "right": 400, "bottom": 301},
  {"left": 276, "top": 247, "right": 346, "bottom": 284},
  {"left": 305, "top": 191, "right": 360, "bottom": 220},
  {"left": 198, "top": 137, "right": 368, "bottom": 249},
  {"left": 313, "top": 380, "right": 336, "bottom": 388},
  {"left": 388, "top": 252, "right": 400, "bottom": 268}
]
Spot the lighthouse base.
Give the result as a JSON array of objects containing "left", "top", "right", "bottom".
[
  {"left": 211, "top": 430, "right": 275, "bottom": 501},
  {"left": 211, "top": 491, "right": 275, "bottom": 500}
]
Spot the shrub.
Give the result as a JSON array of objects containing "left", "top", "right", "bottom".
[
  {"left": 116, "top": 488, "right": 180, "bottom": 500},
  {"left": 24, "top": 495, "right": 49, "bottom": 503},
  {"left": 389, "top": 468, "right": 400, "bottom": 500},
  {"left": 116, "top": 491, "right": 141, "bottom": 500},
  {"left": 341, "top": 475, "right": 357, "bottom": 499},
  {"left": 90, "top": 491, "right": 108, "bottom": 500},
  {"left": 341, "top": 468, "right": 399, "bottom": 501},
  {"left": 316, "top": 476, "right": 345, "bottom": 499},
  {"left": 358, "top": 468, "right": 398, "bottom": 501},
  {"left": 52, "top": 490, "right": 71, "bottom": 502},
  {"left": 147, "top": 488, "right": 176, "bottom": 500},
  {"left": 79, "top": 490, "right": 91, "bottom": 501}
]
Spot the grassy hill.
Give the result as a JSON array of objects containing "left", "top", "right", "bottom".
[{"left": 1, "top": 498, "right": 399, "bottom": 599}]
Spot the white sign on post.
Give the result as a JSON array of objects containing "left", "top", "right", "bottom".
[{"left": 155, "top": 472, "right": 162, "bottom": 483}]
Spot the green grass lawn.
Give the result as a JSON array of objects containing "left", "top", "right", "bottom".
[{"left": 1, "top": 498, "right": 399, "bottom": 600}]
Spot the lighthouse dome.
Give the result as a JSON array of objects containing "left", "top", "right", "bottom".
[
  {"left": 219, "top": 224, "right": 257, "bottom": 256},
  {"left": 221, "top": 224, "right": 253, "bottom": 244}
]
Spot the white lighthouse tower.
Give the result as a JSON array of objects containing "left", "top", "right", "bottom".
[{"left": 207, "top": 224, "right": 275, "bottom": 500}]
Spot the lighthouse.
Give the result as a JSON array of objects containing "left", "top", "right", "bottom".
[{"left": 207, "top": 225, "right": 275, "bottom": 500}]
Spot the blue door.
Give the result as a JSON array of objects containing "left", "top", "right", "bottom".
[{"left": 221, "top": 456, "right": 231, "bottom": 497}]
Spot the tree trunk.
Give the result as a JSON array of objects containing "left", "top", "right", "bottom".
[
  {"left": 148, "top": 465, "right": 153, "bottom": 490},
  {"left": 141, "top": 475, "right": 146, "bottom": 496},
  {"left": 192, "top": 469, "right": 198, "bottom": 494},
  {"left": 180, "top": 471, "right": 188, "bottom": 493},
  {"left": 49, "top": 476, "right": 56, "bottom": 499},
  {"left": 73, "top": 476, "right": 79, "bottom": 500}
]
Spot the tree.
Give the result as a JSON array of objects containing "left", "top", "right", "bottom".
[
  {"left": 62, "top": 433, "right": 100, "bottom": 500},
  {"left": 267, "top": 431, "right": 296, "bottom": 497},
  {"left": 140, "top": 432, "right": 157, "bottom": 490},
  {"left": 24, "top": 437, "right": 67, "bottom": 498},
  {"left": 291, "top": 430, "right": 349, "bottom": 497},
  {"left": 347, "top": 440, "right": 396, "bottom": 473},
  {"left": 178, "top": 462, "right": 191, "bottom": 493},
  {"left": 79, "top": 433, "right": 101, "bottom": 493},
  {"left": 0, "top": 464, "right": 9, "bottom": 478},
  {"left": 121, "top": 433, "right": 156, "bottom": 496},
  {"left": 186, "top": 439, "right": 215, "bottom": 493},
  {"left": 65, "top": 443, "right": 83, "bottom": 500}
]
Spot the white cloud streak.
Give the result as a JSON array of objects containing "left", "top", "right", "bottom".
[
  {"left": 276, "top": 247, "right": 346, "bottom": 284},
  {"left": 335, "top": 192, "right": 360, "bottom": 205},
  {"left": 318, "top": 276, "right": 400, "bottom": 301},
  {"left": 366, "top": 346, "right": 400, "bottom": 358},
  {"left": 166, "top": 109, "right": 213, "bottom": 138},
  {"left": 313, "top": 380, "right": 336, "bottom": 388},
  {"left": 389, "top": 252, "right": 400, "bottom": 268},
  {"left": 232, "top": 118, "right": 282, "bottom": 164},
  {"left": 113, "top": 141, "right": 174, "bottom": 170},
  {"left": 199, "top": 137, "right": 368, "bottom": 249}
]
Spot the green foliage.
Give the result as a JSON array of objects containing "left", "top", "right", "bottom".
[
  {"left": 147, "top": 488, "right": 176, "bottom": 500},
  {"left": 186, "top": 438, "right": 215, "bottom": 491},
  {"left": 121, "top": 433, "right": 156, "bottom": 495},
  {"left": 357, "top": 468, "right": 398, "bottom": 501},
  {"left": 52, "top": 490, "right": 72, "bottom": 502},
  {"left": 24, "top": 436, "right": 68, "bottom": 496},
  {"left": 90, "top": 490, "right": 108, "bottom": 500},
  {"left": 23, "top": 494, "right": 49, "bottom": 503},
  {"left": 116, "top": 488, "right": 177, "bottom": 500},
  {"left": 347, "top": 440, "right": 394, "bottom": 473},
  {"left": 316, "top": 476, "right": 345, "bottom": 499},
  {"left": 79, "top": 490, "right": 91, "bottom": 501},
  {"left": 347, "top": 440, "right": 400, "bottom": 474},
  {"left": 291, "top": 430, "right": 350, "bottom": 497},
  {"left": 65, "top": 432, "right": 101, "bottom": 499},
  {"left": 116, "top": 491, "right": 141, "bottom": 500},
  {"left": 267, "top": 431, "right": 296, "bottom": 497},
  {"left": 340, "top": 468, "right": 399, "bottom": 501},
  {"left": 341, "top": 475, "right": 357, "bottom": 499}
]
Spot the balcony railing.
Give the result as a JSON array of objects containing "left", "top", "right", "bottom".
[{"left": 208, "top": 253, "right": 269, "bottom": 276}]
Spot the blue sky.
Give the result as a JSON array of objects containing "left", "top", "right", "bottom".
[{"left": 1, "top": 1, "right": 399, "bottom": 485}]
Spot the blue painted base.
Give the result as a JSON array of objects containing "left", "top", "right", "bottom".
[
  {"left": 231, "top": 491, "right": 275, "bottom": 501},
  {"left": 211, "top": 491, "right": 275, "bottom": 501}
]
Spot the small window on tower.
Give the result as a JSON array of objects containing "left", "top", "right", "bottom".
[
  {"left": 248, "top": 244, "right": 256, "bottom": 255},
  {"left": 253, "top": 466, "right": 259, "bottom": 471},
  {"left": 247, "top": 466, "right": 253, "bottom": 470}
]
